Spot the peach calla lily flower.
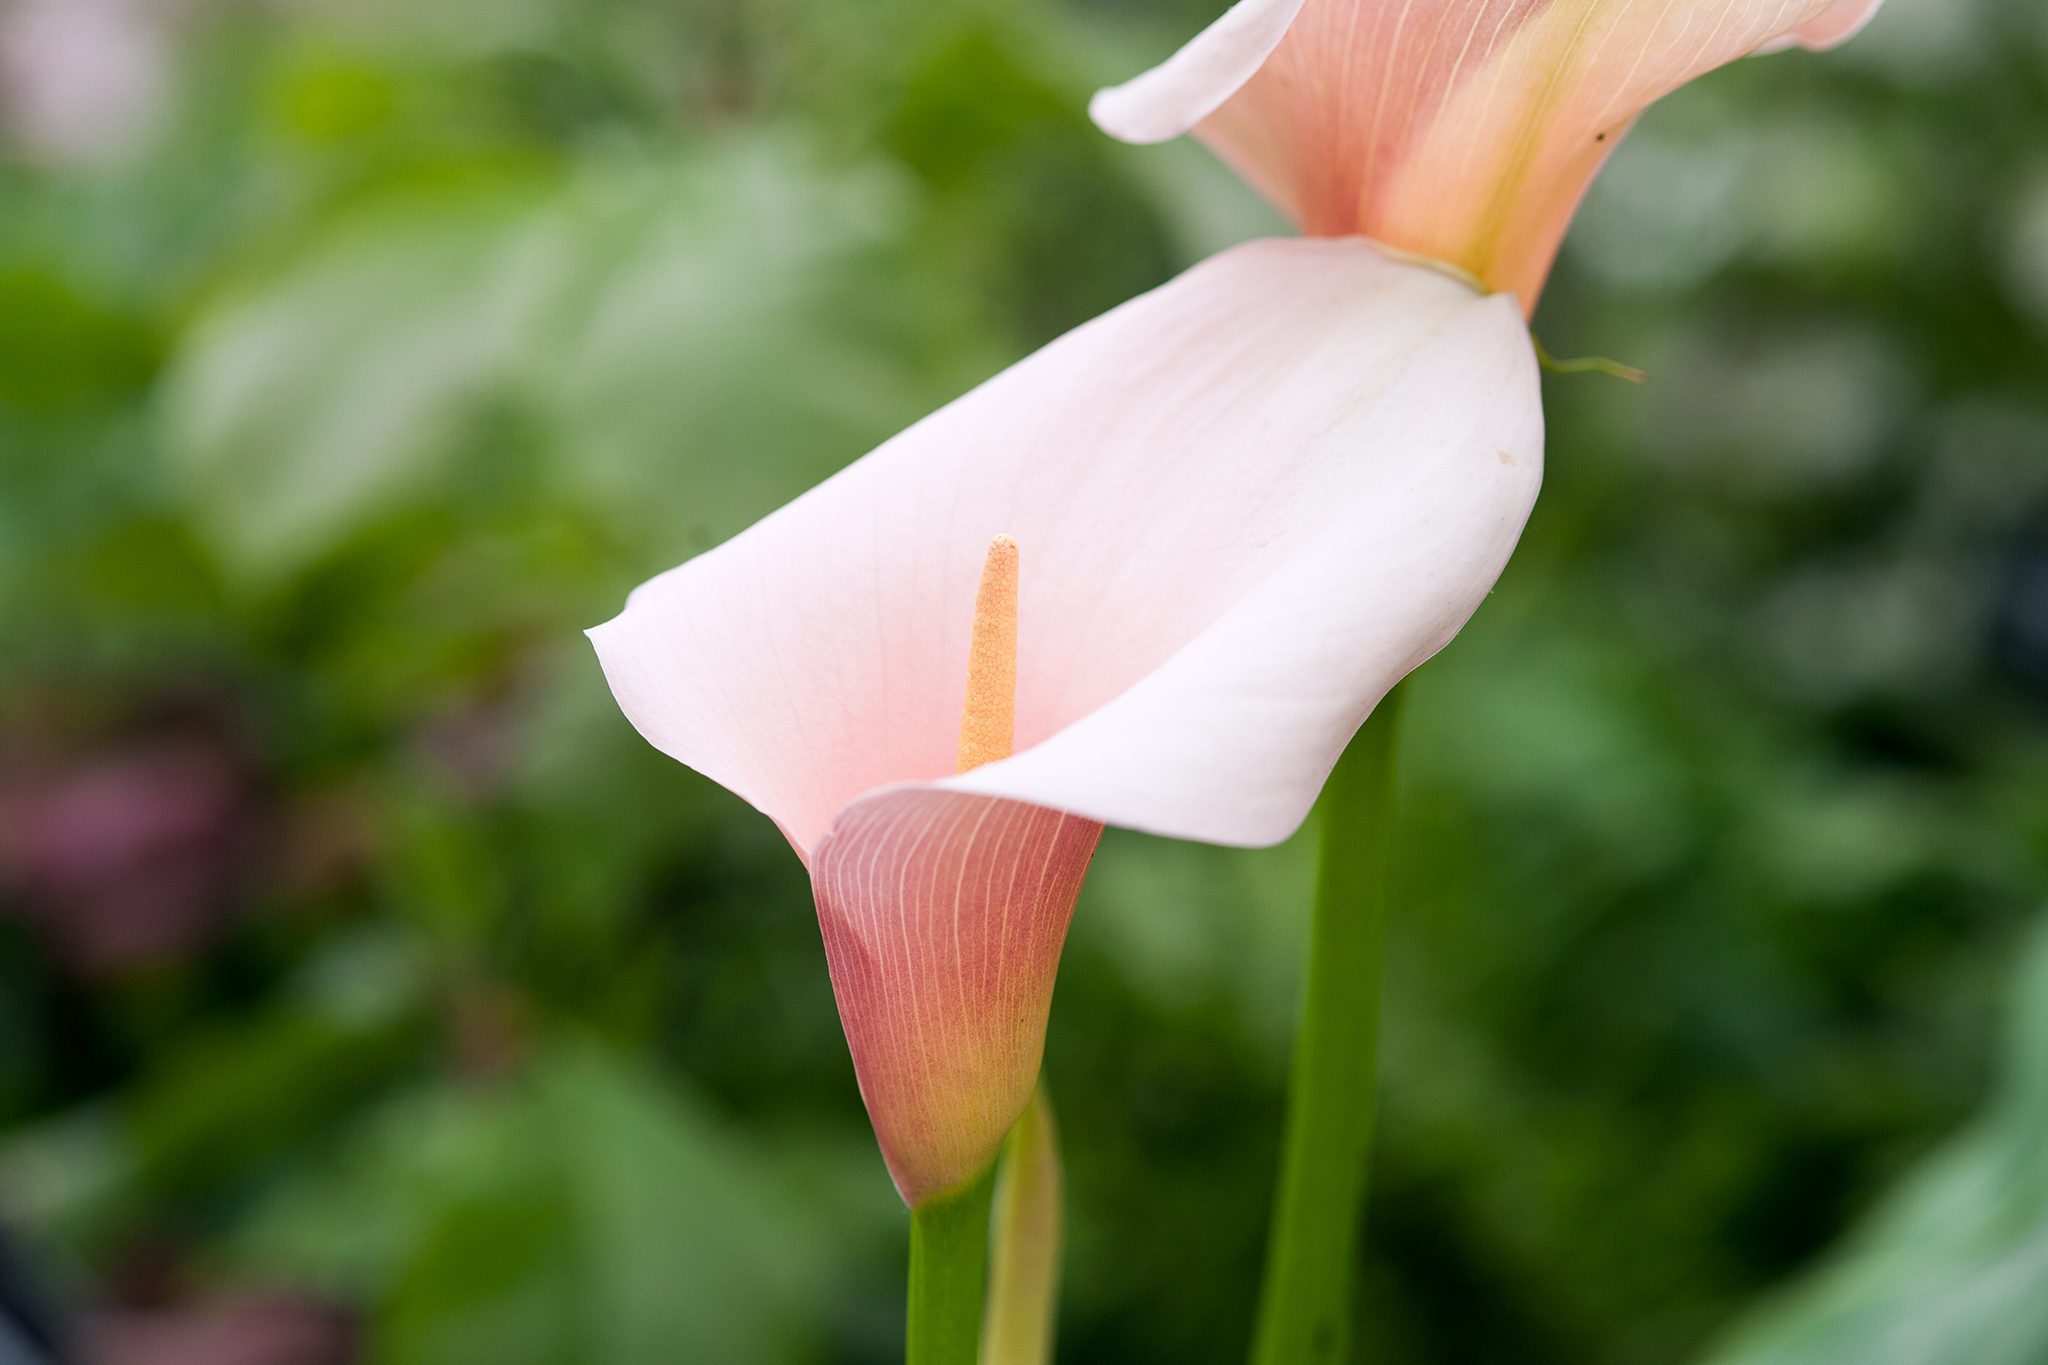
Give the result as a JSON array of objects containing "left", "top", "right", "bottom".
[
  {"left": 1091, "top": 0, "right": 1887, "bottom": 306},
  {"left": 590, "top": 239, "right": 1542, "bottom": 1206}
]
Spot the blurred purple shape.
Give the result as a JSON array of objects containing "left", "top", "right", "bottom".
[
  {"left": 0, "top": 731, "right": 254, "bottom": 974},
  {"left": 81, "top": 1295, "right": 356, "bottom": 1365},
  {"left": 0, "top": 0, "right": 166, "bottom": 165}
]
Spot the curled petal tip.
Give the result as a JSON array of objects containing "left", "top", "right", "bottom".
[
  {"left": 1764, "top": 0, "right": 1888, "bottom": 52},
  {"left": 1089, "top": 0, "right": 1307, "bottom": 145}
]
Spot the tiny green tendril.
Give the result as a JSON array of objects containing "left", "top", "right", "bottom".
[{"left": 1534, "top": 338, "right": 1647, "bottom": 384}]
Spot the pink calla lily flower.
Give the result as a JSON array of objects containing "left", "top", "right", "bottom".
[
  {"left": 591, "top": 239, "right": 1541, "bottom": 1205},
  {"left": 1092, "top": 0, "right": 1886, "bottom": 306}
]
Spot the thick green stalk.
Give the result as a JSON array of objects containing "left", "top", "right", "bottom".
[
  {"left": 983, "top": 1088, "right": 1063, "bottom": 1365},
  {"left": 906, "top": 1166, "right": 998, "bottom": 1365},
  {"left": 1250, "top": 685, "right": 1406, "bottom": 1365}
]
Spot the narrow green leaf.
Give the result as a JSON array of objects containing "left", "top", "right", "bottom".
[{"left": 983, "top": 1088, "right": 1062, "bottom": 1365}]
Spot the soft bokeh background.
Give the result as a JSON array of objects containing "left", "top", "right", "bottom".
[{"left": 1, "top": 0, "right": 2044, "bottom": 1360}]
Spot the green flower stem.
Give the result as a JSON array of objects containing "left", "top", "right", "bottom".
[
  {"left": 907, "top": 1165, "right": 998, "bottom": 1365},
  {"left": 1251, "top": 684, "right": 1406, "bottom": 1365}
]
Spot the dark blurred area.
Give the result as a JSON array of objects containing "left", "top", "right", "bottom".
[{"left": 0, "top": 0, "right": 2044, "bottom": 1361}]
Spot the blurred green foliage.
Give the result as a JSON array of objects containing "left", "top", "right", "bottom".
[
  {"left": 1, "top": 0, "right": 2046, "bottom": 1361},
  {"left": 1705, "top": 921, "right": 2048, "bottom": 1365}
]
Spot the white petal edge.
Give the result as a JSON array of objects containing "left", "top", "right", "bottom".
[
  {"left": 1089, "top": 0, "right": 1307, "bottom": 145},
  {"left": 1758, "top": 0, "right": 1887, "bottom": 54}
]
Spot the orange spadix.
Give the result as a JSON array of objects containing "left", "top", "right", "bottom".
[{"left": 957, "top": 535, "right": 1020, "bottom": 775}]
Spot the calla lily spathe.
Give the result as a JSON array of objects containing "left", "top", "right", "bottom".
[
  {"left": 590, "top": 239, "right": 1542, "bottom": 1205},
  {"left": 1092, "top": 0, "right": 1886, "bottom": 306}
]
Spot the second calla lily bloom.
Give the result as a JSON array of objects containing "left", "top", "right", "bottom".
[
  {"left": 590, "top": 239, "right": 1541, "bottom": 1206},
  {"left": 1092, "top": 0, "right": 1886, "bottom": 306}
]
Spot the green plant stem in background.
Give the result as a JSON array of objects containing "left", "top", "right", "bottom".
[
  {"left": 906, "top": 1165, "right": 998, "bottom": 1365},
  {"left": 1250, "top": 684, "right": 1406, "bottom": 1365},
  {"left": 983, "top": 1087, "right": 1064, "bottom": 1365}
]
